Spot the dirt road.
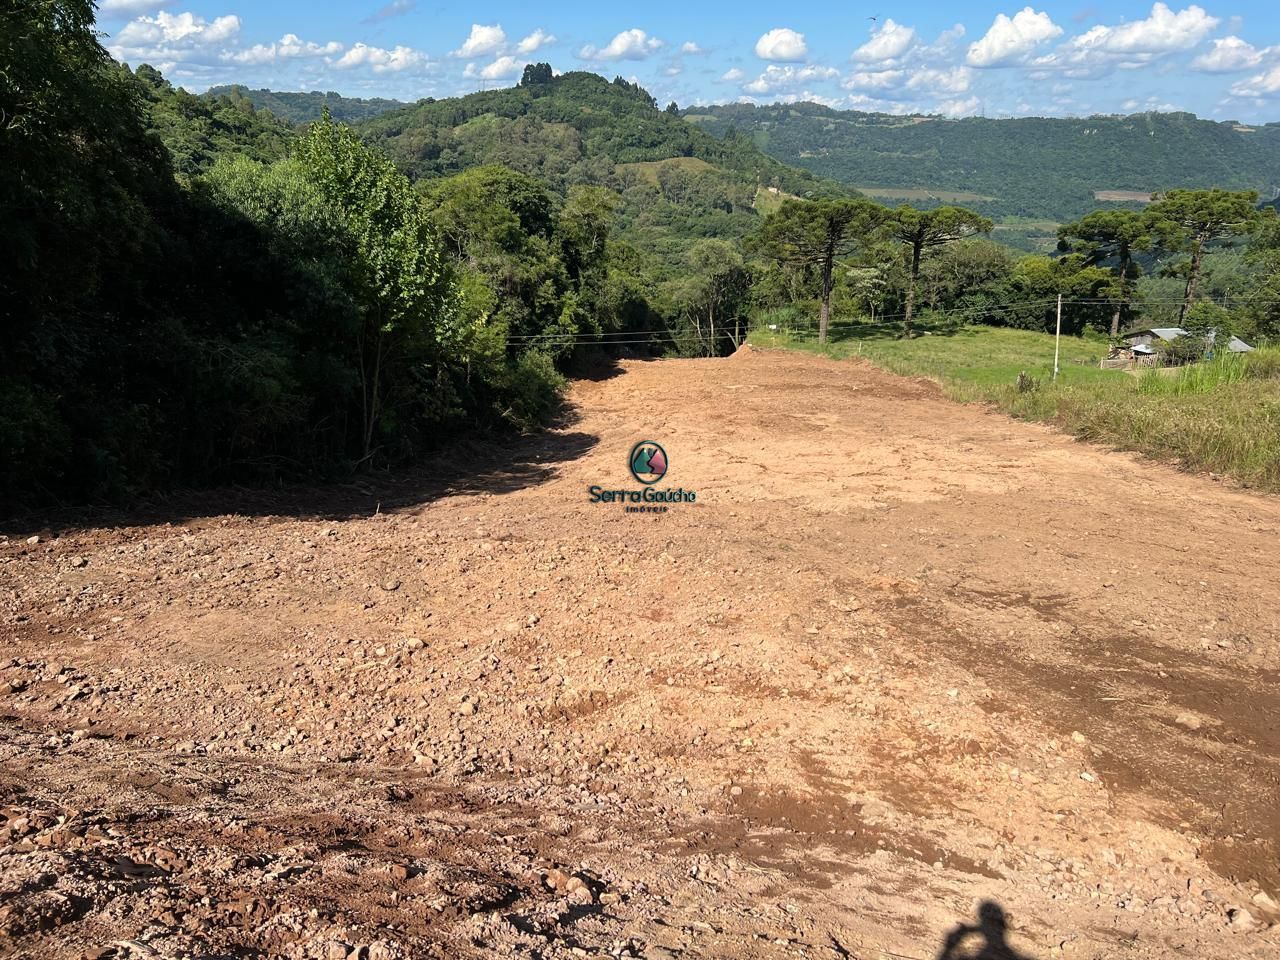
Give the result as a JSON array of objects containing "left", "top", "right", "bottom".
[{"left": 3, "top": 348, "right": 1279, "bottom": 959}]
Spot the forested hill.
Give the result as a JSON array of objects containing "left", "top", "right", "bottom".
[
  {"left": 205, "top": 85, "right": 408, "bottom": 124},
  {"left": 685, "top": 102, "right": 1280, "bottom": 222},
  {"left": 355, "top": 70, "right": 838, "bottom": 199}
]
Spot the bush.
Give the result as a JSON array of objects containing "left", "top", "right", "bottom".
[{"left": 503, "top": 351, "right": 566, "bottom": 430}]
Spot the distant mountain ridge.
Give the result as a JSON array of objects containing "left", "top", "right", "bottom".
[
  {"left": 684, "top": 102, "right": 1280, "bottom": 222},
  {"left": 205, "top": 85, "right": 409, "bottom": 124}
]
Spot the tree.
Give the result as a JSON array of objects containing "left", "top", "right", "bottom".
[
  {"left": 520, "top": 63, "right": 553, "bottom": 87},
  {"left": 1146, "top": 189, "right": 1262, "bottom": 322},
  {"left": 755, "top": 198, "right": 885, "bottom": 343},
  {"left": 1057, "top": 210, "right": 1151, "bottom": 335},
  {"left": 676, "top": 239, "right": 753, "bottom": 355},
  {"left": 888, "top": 205, "right": 992, "bottom": 337},
  {"left": 293, "top": 114, "right": 458, "bottom": 461}
]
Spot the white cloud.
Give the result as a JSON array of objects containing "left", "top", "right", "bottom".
[
  {"left": 116, "top": 10, "right": 240, "bottom": 47},
  {"left": 843, "top": 69, "right": 906, "bottom": 92},
  {"left": 464, "top": 55, "right": 523, "bottom": 80},
  {"left": 755, "top": 28, "right": 808, "bottom": 63},
  {"left": 853, "top": 19, "right": 916, "bottom": 63},
  {"left": 99, "top": 0, "right": 172, "bottom": 15},
  {"left": 1032, "top": 3, "right": 1221, "bottom": 75},
  {"left": 223, "top": 33, "right": 342, "bottom": 65},
  {"left": 1068, "top": 3, "right": 1217, "bottom": 56},
  {"left": 937, "top": 95, "right": 981, "bottom": 117},
  {"left": 681, "top": 41, "right": 704, "bottom": 55},
  {"left": 453, "top": 24, "right": 506, "bottom": 59},
  {"left": 743, "top": 64, "right": 839, "bottom": 94},
  {"left": 516, "top": 28, "right": 556, "bottom": 54},
  {"left": 1230, "top": 64, "right": 1280, "bottom": 97},
  {"left": 335, "top": 42, "right": 429, "bottom": 72},
  {"left": 579, "top": 29, "right": 664, "bottom": 61},
  {"left": 720, "top": 67, "right": 745, "bottom": 82},
  {"left": 966, "top": 8, "right": 1062, "bottom": 67},
  {"left": 1191, "top": 35, "right": 1265, "bottom": 73},
  {"left": 905, "top": 66, "right": 973, "bottom": 95}
]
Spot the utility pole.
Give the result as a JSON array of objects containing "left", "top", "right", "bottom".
[{"left": 1053, "top": 293, "right": 1062, "bottom": 381}]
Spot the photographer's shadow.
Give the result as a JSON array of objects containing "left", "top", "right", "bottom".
[{"left": 936, "top": 901, "right": 1034, "bottom": 960}]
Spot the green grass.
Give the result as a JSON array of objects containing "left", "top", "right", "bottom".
[
  {"left": 616, "top": 156, "right": 718, "bottom": 185},
  {"left": 750, "top": 324, "right": 1280, "bottom": 492}
]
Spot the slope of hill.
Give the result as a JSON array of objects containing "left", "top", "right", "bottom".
[
  {"left": 129, "top": 65, "right": 294, "bottom": 174},
  {"left": 358, "top": 71, "right": 838, "bottom": 196},
  {"left": 686, "top": 102, "right": 1280, "bottom": 222},
  {"left": 354, "top": 69, "right": 850, "bottom": 280},
  {"left": 205, "top": 85, "right": 408, "bottom": 124}
]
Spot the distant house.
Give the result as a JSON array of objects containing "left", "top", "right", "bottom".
[
  {"left": 1121, "top": 327, "right": 1253, "bottom": 354},
  {"left": 1103, "top": 326, "right": 1254, "bottom": 369}
]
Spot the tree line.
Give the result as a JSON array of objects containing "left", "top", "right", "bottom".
[
  {"left": 744, "top": 190, "right": 1277, "bottom": 348},
  {"left": 4, "top": 2, "right": 1279, "bottom": 509}
]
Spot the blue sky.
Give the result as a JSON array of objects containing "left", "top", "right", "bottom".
[{"left": 97, "top": 1, "right": 1280, "bottom": 120}]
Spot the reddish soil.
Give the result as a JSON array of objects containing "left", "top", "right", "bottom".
[{"left": 3, "top": 348, "right": 1279, "bottom": 959}]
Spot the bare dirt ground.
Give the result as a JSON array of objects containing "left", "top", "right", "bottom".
[{"left": 3, "top": 347, "right": 1279, "bottom": 960}]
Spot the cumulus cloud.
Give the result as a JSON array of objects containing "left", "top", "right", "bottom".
[
  {"left": 1068, "top": 3, "right": 1217, "bottom": 56},
  {"left": 99, "top": 0, "right": 172, "bottom": 15},
  {"left": 905, "top": 66, "right": 973, "bottom": 95},
  {"left": 116, "top": 10, "right": 240, "bottom": 47},
  {"left": 720, "top": 67, "right": 745, "bottom": 82},
  {"left": 843, "top": 69, "right": 906, "bottom": 92},
  {"left": 1192, "top": 36, "right": 1267, "bottom": 73},
  {"left": 1230, "top": 64, "right": 1280, "bottom": 97},
  {"left": 109, "top": 10, "right": 241, "bottom": 66},
  {"left": 681, "top": 41, "right": 704, "bottom": 55},
  {"left": 464, "top": 55, "right": 523, "bottom": 80},
  {"left": 516, "top": 28, "right": 556, "bottom": 54},
  {"left": 224, "top": 33, "right": 342, "bottom": 65},
  {"left": 579, "top": 29, "right": 663, "bottom": 61},
  {"left": 852, "top": 19, "right": 916, "bottom": 63},
  {"left": 335, "top": 42, "right": 429, "bottom": 72},
  {"left": 966, "top": 7, "right": 1062, "bottom": 67},
  {"left": 743, "top": 63, "right": 839, "bottom": 94},
  {"left": 755, "top": 28, "right": 808, "bottom": 62},
  {"left": 453, "top": 24, "right": 506, "bottom": 58},
  {"left": 937, "top": 95, "right": 981, "bottom": 117}
]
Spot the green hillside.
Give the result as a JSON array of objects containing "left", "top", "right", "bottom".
[
  {"left": 205, "top": 85, "right": 408, "bottom": 124},
  {"left": 354, "top": 69, "right": 850, "bottom": 280},
  {"left": 687, "top": 102, "right": 1280, "bottom": 222}
]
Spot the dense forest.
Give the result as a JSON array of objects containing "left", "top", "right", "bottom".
[
  {"left": 5, "top": 1, "right": 1280, "bottom": 510},
  {"left": 205, "top": 85, "right": 409, "bottom": 125},
  {"left": 687, "top": 102, "right": 1280, "bottom": 223}
]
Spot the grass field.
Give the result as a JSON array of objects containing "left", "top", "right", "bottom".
[
  {"left": 751, "top": 324, "right": 1280, "bottom": 492},
  {"left": 616, "top": 156, "right": 717, "bottom": 185}
]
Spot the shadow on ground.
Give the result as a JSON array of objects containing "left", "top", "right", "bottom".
[
  {"left": 6, "top": 412, "right": 600, "bottom": 533},
  {"left": 936, "top": 901, "right": 1036, "bottom": 960}
]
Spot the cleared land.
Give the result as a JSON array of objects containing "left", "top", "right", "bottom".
[
  {"left": 852, "top": 186, "right": 997, "bottom": 202},
  {"left": 1093, "top": 190, "right": 1154, "bottom": 203},
  {"left": 756, "top": 327, "right": 1280, "bottom": 492},
  {"left": 615, "top": 157, "right": 718, "bottom": 185},
  {"left": 3, "top": 349, "right": 1279, "bottom": 958}
]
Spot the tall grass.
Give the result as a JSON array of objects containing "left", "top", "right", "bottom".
[{"left": 752, "top": 326, "right": 1280, "bottom": 492}]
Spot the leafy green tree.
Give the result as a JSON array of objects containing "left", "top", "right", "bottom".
[
  {"left": 293, "top": 114, "right": 458, "bottom": 459},
  {"left": 671, "top": 239, "right": 752, "bottom": 355},
  {"left": 1146, "top": 189, "right": 1262, "bottom": 322},
  {"left": 1057, "top": 210, "right": 1151, "bottom": 335},
  {"left": 888, "top": 205, "right": 993, "bottom": 337},
  {"left": 520, "top": 63, "right": 554, "bottom": 87},
  {"left": 755, "top": 198, "right": 885, "bottom": 343}
]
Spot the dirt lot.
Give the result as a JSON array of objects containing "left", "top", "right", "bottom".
[{"left": 3, "top": 348, "right": 1279, "bottom": 959}]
